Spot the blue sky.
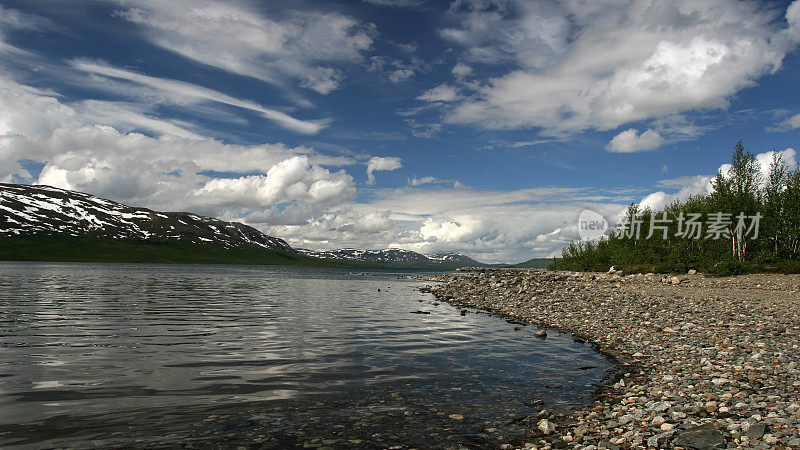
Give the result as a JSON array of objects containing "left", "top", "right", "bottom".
[{"left": 2, "top": 0, "right": 800, "bottom": 262}]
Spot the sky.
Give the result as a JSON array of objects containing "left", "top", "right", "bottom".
[{"left": 1, "top": 0, "right": 800, "bottom": 263}]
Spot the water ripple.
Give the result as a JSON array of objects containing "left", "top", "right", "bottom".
[{"left": 0, "top": 262, "right": 615, "bottom": 448}]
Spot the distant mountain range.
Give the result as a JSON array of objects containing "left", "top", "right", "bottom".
[
  {"left": 296, "top": 248, "right": 483, "bottom": 268},
  {"left": 0, "top": 183, "right": 485, "bottom": 268}
]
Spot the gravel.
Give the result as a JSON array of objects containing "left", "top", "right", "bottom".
[{"left": 418, "top": 269, "right": 800, "bottom": 449}]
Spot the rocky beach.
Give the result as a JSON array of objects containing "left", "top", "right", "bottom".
[{"left": 419, "top": 270, "right": 800, "bottom": 449}]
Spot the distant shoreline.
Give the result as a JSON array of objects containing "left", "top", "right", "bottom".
[
  {"left": 419, "top": 269, "right": 800, "bottom": 448},
  {"left": 0, "top": 235, "right": 467, "bottom": 269}
]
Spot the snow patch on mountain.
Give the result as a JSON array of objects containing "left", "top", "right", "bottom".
[{"left": 0, "top": 183, "right": 293, "bottom": 252}]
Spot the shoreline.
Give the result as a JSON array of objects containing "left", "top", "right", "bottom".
[{"left": 419, "top": 269, "right": 800, "bottom": 449}]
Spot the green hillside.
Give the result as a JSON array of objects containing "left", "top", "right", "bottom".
[{"left": 0, "top": 235, "right": 347, "bottom": 266}]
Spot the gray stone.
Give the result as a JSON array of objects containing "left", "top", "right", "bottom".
[
  {"left": 646, "top": 429, "right": 677, "bottom": 448},
  {"left": 537, "top": 418, "right": 555, "bottom": 435},
  {"left": 745, "top": 422, "right": 767, "bottom": 440},
  {"left": 618, "top": 414, "right": 635, "bottom": 425},
  {"left": 648, "top": 401, "right": 671, "bottom": 413},
  {"left": 673, "top": 423, "right": 726, "bottom": 449}
]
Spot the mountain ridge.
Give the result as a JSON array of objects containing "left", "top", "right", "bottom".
[
  {"left": 0, "top": 183, "right": 485, "bottom": 267},
  {"left": 0, "top": 183, "right": 294, "bottom": 252},
  {"left": 296, "top": 248, "right": 484, "bottom": 268}
]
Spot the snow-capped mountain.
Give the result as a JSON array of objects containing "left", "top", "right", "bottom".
[
  {"left": 0, "top": 183, "right": 293, "bottom": 252},
  {"left": 1, "top": 183, "right": 485, "bottom": 267},
  {"left": 296, "top": 248, "right": 483, "bottom": 267},
  {"left": 426, "top": 252, "right": 484, "bottom": 266}
]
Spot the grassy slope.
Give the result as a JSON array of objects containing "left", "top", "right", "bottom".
[{"left": 0, "top": 235, "right": 353, "bottom": 266}]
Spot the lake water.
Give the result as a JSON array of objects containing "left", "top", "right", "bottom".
[{"left": 0, "top": 262, "right": 616, "bottom": 448}]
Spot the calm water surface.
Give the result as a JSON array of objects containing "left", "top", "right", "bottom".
[{"left": 0, "top": 262, "right": 615, "bottom": 448}]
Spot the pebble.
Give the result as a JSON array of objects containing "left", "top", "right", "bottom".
[
  {"left": 538, "top": 419, "right": 555, "bottom": 435},
  {"left": 417, "top": 269, "right": 800, "bottom": 448}
]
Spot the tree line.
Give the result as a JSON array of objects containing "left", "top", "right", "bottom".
[{"left": 551, "top": 142, "right": 800, "bottom": 275}]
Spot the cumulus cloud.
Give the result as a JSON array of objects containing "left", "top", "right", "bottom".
[
  {"left": 195, "top": 156, "right": 355, "bottom": 207},
  {"left": 606, "top": 128, "right": 665, "bottom": 153},
  {"left": 416, "top": 84, "right": 460, "bottom": 102},
  {"left": 638, "top": 175, "right": 715, "bottom": 212},
  {"left": 366, "top": 156, "right": 402, "bottom": 184},
  {"left": 755, "top": 148, "right": 798, "bottom": 179},
  {"left": 451, "top": 62, "right": 473, "bottom": 79},
  {"left": 114, "top": 0, "right": 374, "bottom": 94},
  {"left": 0, "top": 77, "right": 355, "bottom": 223},
  {"left": 388, "top": 69, "right": 415, "bottom": 83},
  {"left": 266, "top": 185, "right": 634, "bottom": 263},
  {"left": 637, "top": 148, "right": 798, "bottom": 212},
  {"left": 438, "top": 0, "right": 800, "bottom": 137},
  {"left": 786, "top": 1, "right": 800, "bottom": 41}
]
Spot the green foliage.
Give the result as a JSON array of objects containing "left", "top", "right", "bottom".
[
  {"left": 513, "top": 257, "right": 557, "bottom": 268},
  {"left": 0, "top": 235, "right": 356, "bottom": 267},
  {"left": 552, "top": 141, "right": 800, "bottom": 275}
]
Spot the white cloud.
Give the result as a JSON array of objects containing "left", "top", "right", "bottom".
[
  {"left": 0, "top": 79, "right": 355, "bottom": 222},
  {"left": 439, "top": 0, "right": 799, "bottom": 137},
  {"left": 0, "top": 5, "right": 48, "bottom": 34},
  {"left": 606, "top": 128, "right": 665, "bottom": 153},
  {"left": 115, "top": 0, "right": 374, "bottom": 94},
  {"left": 770, "top": 112, "right": 800, "bottom": 131},
  {"left": 0, "top": 64, "right": 638, "bottom": 264},
  {"left": 638, "top": 175, "right": 714, "bottom": 212},
  {"left": 298, "top": 67, "right": 343, "bottom": 95},
  {"left": 405, "top": 119, "right": 442, "bottom": 138},
  {"left": 266, "top": 185, "right": 633, "bottom": 263},
  {"left": 388, "top": 69, "right": 415, "bottom": 83},
  {"left": 366, "top": 56, "right": 430, "bottom": 83},
  {"left": 366, "top": 156, "right": 402, "bottom": 184},
  {"left": 417, "top": 84, "right": 460, "bottom": 102},
  {"left": 755, "top": 147, "right": 798, "bottom": 180},
  {"left": 420, "top": 217, "right": 483, "bottom": 243},
  {"left": 451, "top": 62, "right": 473, "bottom": 78},
  {"left": 441, "top": 0, "right": 569, "bottom": 68},
  {"left": 637, "top": 147, "right": 798, "bottom": 211},
  {"left": 71, "top": 60, "right": 328, "bottom": 135},
  {"left": 786, "top": 0, "right": 800, "bottom": 41},
  {"left": 75, "top": 100, "right": 204, "bottom": 140},
  {"left": 408, "top": 176, "right": 449, "bottom": 186},
  {"left": 195, "top": 156, "right": 354, "bottom": 207}
]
